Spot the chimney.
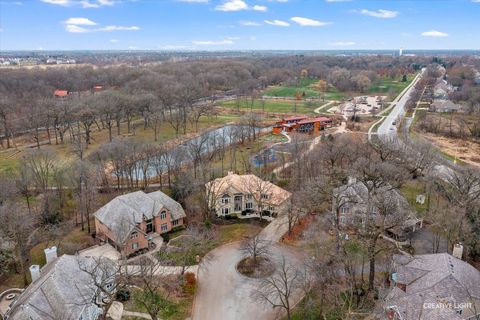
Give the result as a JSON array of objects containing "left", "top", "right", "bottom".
[
  {"left": 347, "top": 177, "right": 357, "bottom": 185},
  {"left": 227, "top": 171, "right": 234, "bottom": 176},
  {"left": 30, "top": 265, "right": 41, "bottom": 282},
  {"left": 44, "top": 246, "right": 58, "bottom": 264},
  {"left": 453, "top": 243, "right": 463, "bottom": 260}
]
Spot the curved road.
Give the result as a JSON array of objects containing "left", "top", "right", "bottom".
[{"left": 192, "top": 242, "right": 303, "bottom": 320}]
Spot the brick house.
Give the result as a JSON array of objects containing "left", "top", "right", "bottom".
[{"left": 94, "top": 190, "right": 186, "bottom": 256}]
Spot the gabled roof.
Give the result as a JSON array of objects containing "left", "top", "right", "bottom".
[
  {"left": 431, "top": 100, "right": 463, "bottom": 111},
  {"left": 385, "top": 253, "right": 480, "bottom": 320},
  {"left": 283, "top": 115, "right": 308, "bottom": 122},
  {"left": 333, "top": 178, "right": 416, "bottom": 225},
  {"left": 54, "top": 90, "right": 68, "bottom": 97},
  {"left": 297, "top": 117, "right": 333, "bottom": 125},
  {"left": 7, "top": 255, "right": 115, "bottom": 320},
  {"left": 206, "top": 173, "right": 291, "bottom": 206},
  {"left": 94, "top": 190, "right": 186, "bottom": 244},
  {"left": 334, "top": 179, "right": 410, "bottom": 210}
]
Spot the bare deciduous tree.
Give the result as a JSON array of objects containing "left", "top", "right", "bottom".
[
  {"left": 240, "top": 233, "right": 270, "bottom": 263},
  {"left": 253, "top": 256, "right": 301, "bottom": 320}
]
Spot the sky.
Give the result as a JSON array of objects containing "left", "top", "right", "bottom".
[{"left": 0, "top": 0, "right": 479, "bottom": 51}]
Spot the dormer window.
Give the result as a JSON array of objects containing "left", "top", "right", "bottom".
[
  {"left": 160, "top": 211, "right": 167, "bottom": 220},
  {"left": 221, "top": 194, "right": 230, "bottom": 204}
]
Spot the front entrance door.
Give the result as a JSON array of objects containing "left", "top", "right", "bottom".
[
  {"left": 234, "top": 195, "right": 243, "bottom": 212},
  {"left": 146, "top": 219, "right": 154, "bottom": 233}
]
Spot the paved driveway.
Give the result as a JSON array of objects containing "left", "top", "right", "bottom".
[
  {"left": 192, "top": 242, "right": 303, "bottom": 320},
  {"left": 259, "top": 215, "right": 289, "bottom": 242},
  {"left": 79, "top": 244, "right": 121, "bottom": 261}
]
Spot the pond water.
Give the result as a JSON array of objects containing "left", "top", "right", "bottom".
[
  {"left": 250, "top": 148, "right": 278, "bottom": 167},
  {"left": 124, "top": 125, "right": 270, "bottom": 179}
]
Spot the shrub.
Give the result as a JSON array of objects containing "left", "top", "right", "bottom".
[
  {"left": 183, "top": 272, "right": 196, "bottom": 294},
  {"left": 116, "top": 288, "right": 131, "bottom": 302}
]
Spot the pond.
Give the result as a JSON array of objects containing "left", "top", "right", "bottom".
[
  {"left": 123, "top": 125, "right": 270, "bottom": 179},
  {"left": 250, "top": 148, "right": 278, "bottom": 167}
]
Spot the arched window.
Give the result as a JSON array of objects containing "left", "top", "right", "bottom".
[{"left": 160, "top": 211, "right": 167, "bottom": 219}]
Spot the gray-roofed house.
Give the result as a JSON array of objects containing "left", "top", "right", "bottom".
[
  {"left": 434, "top": 81, "right": 453, "bottom": 100},
  {"left": 4, "top": 254, "right": 116, "bottom": 320},
  {"left": 384, "top": 253, "right": 480, "bottom": 320},
  {"left": 332, "top": 177, "right": 422, "bottom": 241},
  {"left": 429, "top": 99, "right": 464, "bottom": 113},
  {"left": 94, "top": 190, "right": 186, "bottom": 256}
]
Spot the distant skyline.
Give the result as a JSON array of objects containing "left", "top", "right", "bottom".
[{"left": 1, "top": 0, "right": 479, "bottom": 51}]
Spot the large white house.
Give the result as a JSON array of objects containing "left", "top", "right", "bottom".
[{"left": 206, "top": 172, "right": 291, "bottom": 218}]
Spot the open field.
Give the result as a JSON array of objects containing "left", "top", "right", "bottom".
[
  {"left": 262, "top": 75, "right": 414, "bottom": 102},
  {"left": 218, "top": 98, "right": 319, "bottom": 114},
  {"left": 369, "top": 75, "right": 414, "bottom": 97},
  {"left": 412, "top": 112, "right": 480, "bottom": 167},
  {"left": 265, "top": 82, "right": 345, "bottom": 101},
  {"left": 422, "top": 133, "right": 480, "bottom": 167}
]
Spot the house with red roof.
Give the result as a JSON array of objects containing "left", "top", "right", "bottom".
[
  {"left": 273, "top": 115, "right": 337, "bottom": 134},
  {"left": 54, "top": 89, "right": 69, "bottom": 98}
]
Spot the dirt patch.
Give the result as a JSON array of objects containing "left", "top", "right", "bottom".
[
  {"left": 346, "top": 116, "right": 377, "bottom": 133},
  {"left": 422, "top": 132, "right": 480, "bottom": 167},
  {"left": 236, "top": 256, "right": 275, "bottom": 278},
  {"left": 281, "top": 214, "right": 317, "bottom": 245}
]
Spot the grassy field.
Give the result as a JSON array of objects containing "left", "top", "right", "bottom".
[
  {"left": 208, "top": 133, "right": 286, "bottom": 177},
  {"left": 263, "top": 75, "right": 414, "bottom": 101},
  {"left": 219, "top": 98, "right": 318, "bottom": 114},
  {"left": 265, "top": 85, "right": 345, "bottom": 101},
  {"left": 370, "top": 75, "right": 414, "bottom": 97}
]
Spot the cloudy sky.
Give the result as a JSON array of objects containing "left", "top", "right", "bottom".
[{"left": 0, "top": 0, "right": 479, "bottom": 50}]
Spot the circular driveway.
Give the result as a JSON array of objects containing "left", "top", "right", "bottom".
[{"left": 192, "top": 241, "right": 303, "bottom": 320}]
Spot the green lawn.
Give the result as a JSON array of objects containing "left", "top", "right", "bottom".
[
  {"left": 0, "top": 157, "right": 19, "bottom": 174},
  {"left": 216, "top": 222, "right": 264, "bottom": 244},
  {"left": 264, "top": 86, "right": 345, "bottom": 101},
  {"left": 219, "top": 99, "right": 318, "bottom": 114},
  {"left": 124, "top": 288, "right": 194, "bottom": 320},
  {"left": 400, "top": 180, "right": 428, "bottom": 215},
  {"left": 263, "top": 75, "right": 414, "bottom": 102},
  {"left": 370, "top": 75, "right": 414, "bottom": 97}
]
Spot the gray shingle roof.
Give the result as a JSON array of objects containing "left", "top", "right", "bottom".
[
  {"left": 7, "top": 255, "right": 115, "bottom": 320},
  {"left": 385, "top": 253, "right": 480, "bottom": 320},
  {"left": 333, "top": 180, "right": 412, "bottom": 213},
  {"left": 94, "top": 190, "right": 186, "bottom": 244}
]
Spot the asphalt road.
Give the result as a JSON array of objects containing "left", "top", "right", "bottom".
[
  {"left": 192, "top": 242, "right": 303, "bottom": 320},
  {"left": 377, "top": 69, "right": 424, "bottom": 141}
]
